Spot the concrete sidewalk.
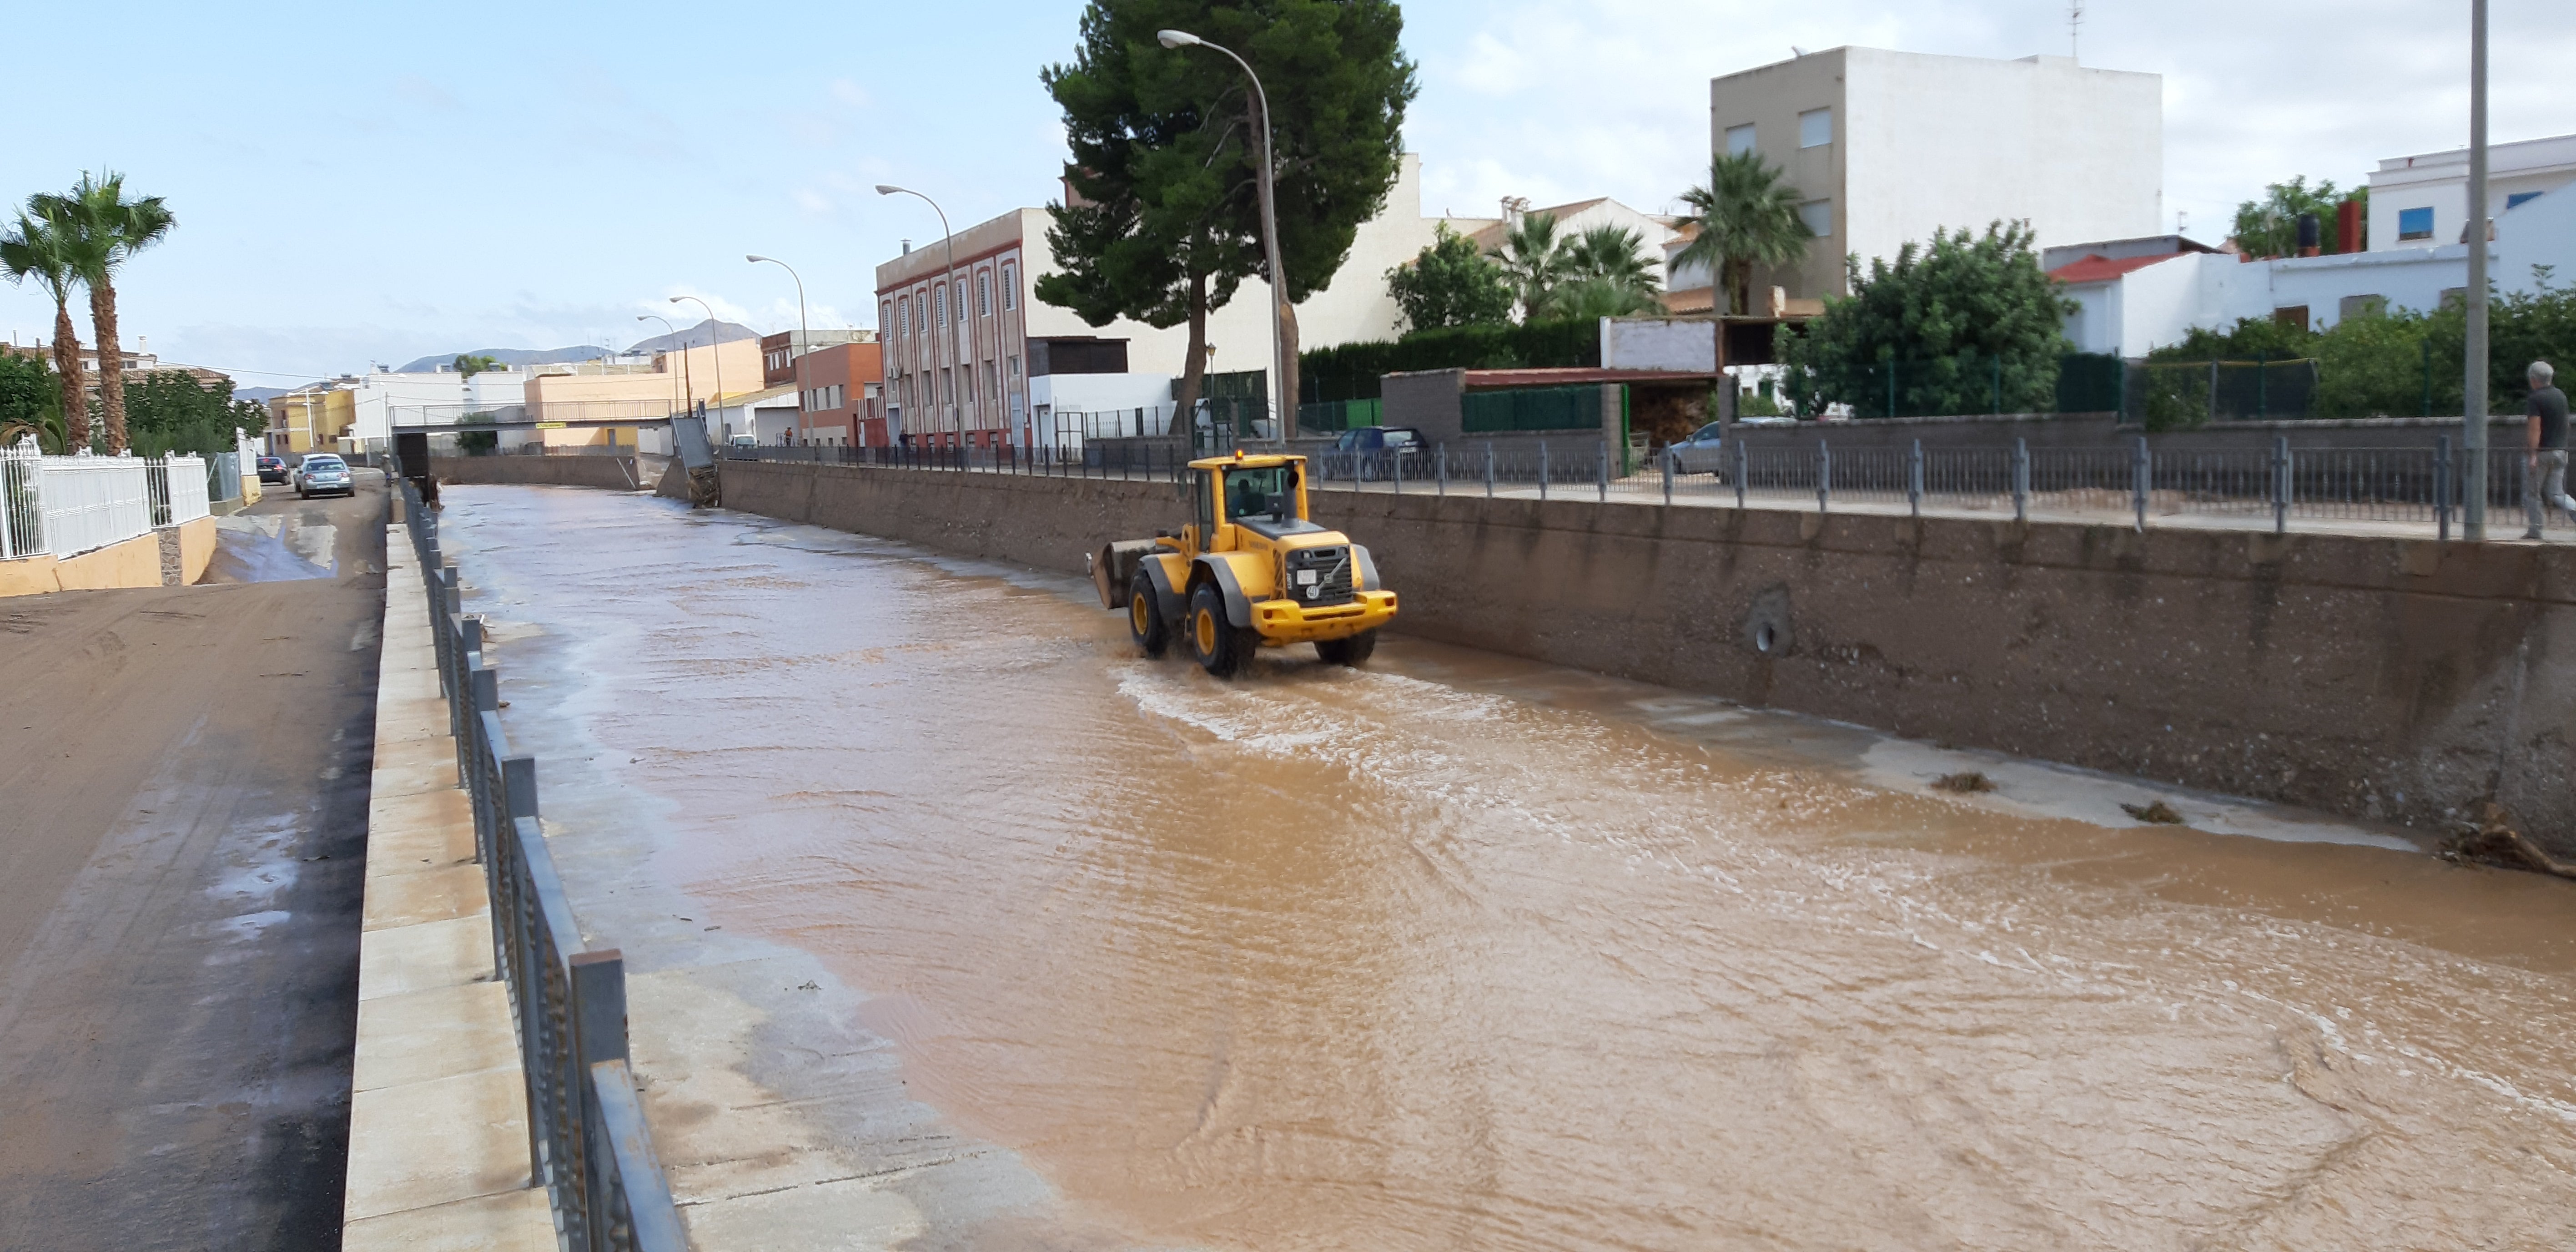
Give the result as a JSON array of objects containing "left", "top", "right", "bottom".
[{"left": 340, "top": 527, "right": 555, "bottom": 1250}]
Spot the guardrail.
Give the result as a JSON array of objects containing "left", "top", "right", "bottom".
[
  {"left": 395, "top": 474, "right": 688, "bottom": 1252},
  {"left": 716, "top": 433, "right": 2558, "bottom": 539}
]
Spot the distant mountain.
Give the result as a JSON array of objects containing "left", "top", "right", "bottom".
[
  {"left": 626, "top": 319, "right": 762, "bottom": 355},
  {"left": 235, "top": 385, "right": 293, "bottom": 404},
  {"left": 392, "top": 319, "right": 761, "bottom": 374},
  {"left": 393, "top": 345, "right": 613, "bottom": 374}
]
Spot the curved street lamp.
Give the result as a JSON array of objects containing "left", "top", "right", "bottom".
[
  {"left": 876, "top": 184, "right": 965, "bottom": 448},
  {"left": 637, "top": 314, "right": 689, "bottom": 444},
  {"left": 670, "top": 294, "right": 726, "bottom": 438},
  {"left": 748, "top": 254, "right": 811, "bottom": 444},
  {"left": 1158, "top": 28, "right": 1289, "bottom": 437}
]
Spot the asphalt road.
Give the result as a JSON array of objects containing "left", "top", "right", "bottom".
[{"left": 0, "top": 475, "right": 387, "bottom": 1249}]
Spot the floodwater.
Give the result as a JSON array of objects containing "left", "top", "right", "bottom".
[{"left": 437, "top": 484, "right": 2576, "bottom": 1251}]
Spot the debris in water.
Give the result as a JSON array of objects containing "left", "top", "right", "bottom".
[
  {"left": 1932, "top": 771, "right": 1996, "bottom": 794},
  {"left": 2440, "top": 802, "right": 2576, "bottom": 878},
  {"left": 2123, "top": 800, "right": 2187, "bottom": 824}
]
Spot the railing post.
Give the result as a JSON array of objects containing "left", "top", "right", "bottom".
[
  {"left": 1597, "top": 440, "right": 1608, "bottom": 502},
  {"left": 1484, "top": 442, "right": 1494, "bottom": 498},
  {"left": 1816, "top": 439, "right": 1831, "bottom": 514},
  {"left": 2272, "top": 434, "right": 2290, "bottom": 534},
  {"left": 1539, "top": 441, "right": 1550, "bottom": 502},
  {"left": 2133, "top": 435, "right": 2150, "bottom": 532},
  {"left": 2011, "top": 439, "right": 2030, "bottom": 523},
  {"left": 571, "top": 949, "right": 629, "bottom": 1252},
  {"left": 1734, "top": 440, "right": 1748, "bottom": 510},
  {"left": 1393, "top": 447, "right": 1403, "bottom": 495},
  {"left": 1437, "top": 443, "right": 1448, "bottom": 497},
  {"left": 1661, "top": 447, "right": 1674, "bottom": 506},
  {"left": 2437, "top": 435, "right": 2454, "bottom": 541},
  {"left": 1907, "top": 439, "right": 1924, "bottom": 518}
]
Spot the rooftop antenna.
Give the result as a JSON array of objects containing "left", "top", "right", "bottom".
[{"left": 2068, "top": 1, "right": 2084, "bottom": 62}]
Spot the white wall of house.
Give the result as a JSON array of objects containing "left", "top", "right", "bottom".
[
  {"left": 1713, "top": 47, "right": 2163, "bottom": 302},
  {"left": 1601, "top": 318, "right": 1716, "bottom": 371},
  {"left": 2365, "top": 132, "right": 2576, "bottom": 252},
  {"left": 347, "top": 368, "right": 532, "bottom": 442}
]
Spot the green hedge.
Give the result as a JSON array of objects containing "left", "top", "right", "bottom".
[{"left": 1301, "top": 317, "right": 1600, "bottom": 403}]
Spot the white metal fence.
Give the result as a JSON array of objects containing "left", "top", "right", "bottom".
[{"left": 0, "top": 438, "right": 214, "bottom": 561}]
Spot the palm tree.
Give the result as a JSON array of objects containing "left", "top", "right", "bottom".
[
  {"left": 1673, "top": 152, "right": 1814, "bottom": 316},
  {"left": 1564, "top": 224, "right": 1661, "bottom": 302},
  {"left": 0, "top": 211, "right": 93, "bottom": 450},
  {"left": 36, "top": 172, "right": 176, "bottom": 455},
  {"left": 1489, "top": 211, "right": 1572, "bottom": 321}
]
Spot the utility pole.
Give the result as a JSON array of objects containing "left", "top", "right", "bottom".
[{"left": 2464, "top": 0, "right": 2490, "bottom": 539}]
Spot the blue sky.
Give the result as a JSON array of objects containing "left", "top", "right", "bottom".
[{"left": 3, "top": 0, "right": 2569, "bottom": 383}]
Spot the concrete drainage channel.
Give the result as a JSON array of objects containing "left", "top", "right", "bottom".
[{"left": 342, "top": 477, "right": 686, "bottom": 1250}]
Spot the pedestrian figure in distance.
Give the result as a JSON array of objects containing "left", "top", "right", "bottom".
[{"left": 2523, "top": 360, "right": 2571, "bottom": 540}]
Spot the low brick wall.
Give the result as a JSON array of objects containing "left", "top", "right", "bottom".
[{"left": 716, "top": 456, "right": 2576, "bottom": 854}]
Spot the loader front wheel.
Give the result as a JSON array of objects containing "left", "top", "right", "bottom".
[
  {"left": 1316, "top": 629, "right": 1379, "bottom": 667},
  {"left": 1187, "top": 582, "right": 1251, "bottom": 677},
  {"left": 1128, "top": 573, "right": 1169, "bottom": 657}
]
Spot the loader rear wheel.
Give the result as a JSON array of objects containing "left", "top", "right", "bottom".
[
  {"left": 1187, "top": 582, "right": 1252, "bottom": 677},
  {"left": 1316, "top": 629, "right": 1379, "bottom": 667},
  {"left": 1128, "top": 573, "right": 1169, "bottom": 657}
]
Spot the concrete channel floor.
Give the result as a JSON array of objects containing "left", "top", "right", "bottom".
[
  {"left": 0, "top": 480, "right": 386, "bottom": 1249},
  {"left": 338, "top": 524, "right": 554, "bottom": 1251}
]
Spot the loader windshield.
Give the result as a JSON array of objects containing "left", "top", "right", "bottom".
[{"left": 1222, "top": 465, "right": 1297, "bottom": 523}]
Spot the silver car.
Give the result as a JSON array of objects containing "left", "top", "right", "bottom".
[
  {"left": 296, "top": 454, "right": 355, "bottom": 498},
  {"left": 1667, "top": 421, "right": 1728, "bottom": 474}
]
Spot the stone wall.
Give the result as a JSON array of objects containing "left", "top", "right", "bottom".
[
  {"left": 430, "top": 454, "right": 642, "bottom": 491},
  {"left": 718, "top": 457, "right": 2576, "bottom": 855}
]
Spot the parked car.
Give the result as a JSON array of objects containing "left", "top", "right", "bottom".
[
  {"left": 1329, "top": 424, "right": 1431, "bottom": 480},
  {"left": 295, "top": 453, "right": 354, "bottom": 499},
  {"left": 1667, "top": 421, "right": 1727, "bottom": 474},
  {"left": 256, "top": 455, "right": 288, "bottom": 484}
]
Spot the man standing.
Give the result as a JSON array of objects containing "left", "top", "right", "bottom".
[{"left": 2524, "top": 360, "right": 2571, "bottom": 540}]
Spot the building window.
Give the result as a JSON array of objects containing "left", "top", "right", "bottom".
[
  {"left": 1798, "top": 198, "right": 1833, "bottom": 237},
  {"left": 2506, "top": 191, "right": 2543, "bottom": 211},
  {"left": 2338, "top": 294, "right": 2387, "bottom": 321},
  {"left": 1725, "top": 123, "right": 1755, "bottom": 156},
  {"left": 2397, "top": 207, "right": 2434, "bottom": 241},
  {"left": 1007, "top": 354, "right": 1020, "bottom": 381},
  {"left": 2272, "top": 305, "right": 2310, "bottom": 331},
  {"left": 880, "top": 301, "right": 893, "bottom": 335},
  {"left": 977, "top": 269, "right": 992, "bottom": 318},
  {"left": 1798, "top": 107, "right": 1831, "bottom": 149},
  {"left": 934, "top": 284, "right": 946, "bottom": 326},
  {"left": 1001, "top": 263, "right": 1016, "bottom": 309}
]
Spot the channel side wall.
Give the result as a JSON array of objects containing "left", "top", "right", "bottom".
[
  {"left": 431, "top": 454, "right": 641, "bottom": 491},
  {"left": 718, "top": 458, "right": 2576, "bottom": 855}
]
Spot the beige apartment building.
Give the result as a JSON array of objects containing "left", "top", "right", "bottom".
[
  {"left": 1703, "top": 47, "right": 2163, "bottom": 305},
  {"left": 875, "top": 155, "right": 1458, "bottom": 447},
  {"left": 521, "top": 339, "right": 761, "bottom": 447}
]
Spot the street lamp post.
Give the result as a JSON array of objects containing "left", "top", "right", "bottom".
[
  {"left": 876, "top": 185, "right": 965, "bottom": 449},
  {"left": 748, "top": 254, "right": 811, "bottom": 444},
  {"left": 2464, "top": 0, "right": 2491, "bottom": 540},
  {"left": 670, "top": 295, "right": 724, "bottom": 439},
  {"left": 1159, "top": 28, "right": 1289, "bottom": 442}
]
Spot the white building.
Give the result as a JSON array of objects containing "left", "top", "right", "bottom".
[
  {"left": 874, "top": 154, "right": 1466, "bottom": 447},
  {"left": 2052, "top": 180, "right": 2576, "bottom": 357},
  {"left": 2367, "top": 132, "right": 2576, "bottom": 252},
  {"left": 1709, "top": 47, "right": 2163, "bottom": 304},
  {"left": 346, "top": 365, "right": 535, "bottom": 444}
]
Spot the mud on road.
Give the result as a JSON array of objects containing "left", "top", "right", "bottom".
[{"left": 0, "top": 477, "right": 387, "bottom": 1250}]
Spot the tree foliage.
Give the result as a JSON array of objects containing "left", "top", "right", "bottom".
[
  {"left": 1673, "top": 151, "right": 1812, "bottom": 315},
  {"left": 1039, "top": 0, "right": 1416, "bottom": 425},
  {"left": 0, "top": 209, "right": 93, "bottom": 449},
  {"left": 33, "top": 171, "right": 175, "bottom": 454},
  {"left": 2230, "top": 176, "right": 2364, "bottom": 257},
  {"left": 1778, "top": 221, "right": 2074, "bottom": 418},
  {"left": 453, "top": 353, "right": 502, "bottom": 379},
  {"left": 0, "top": 351, "right": 62, "bottom": 449},
  {"left": 1488, "top": 212, "right": 1570, "bottom": 320},
  {"left": 125, "top": 371, "right": 264, "bottom": 455},
  {"left": 1386, "top": 222, "right": 1513, "bottom": 333},
  {"left": 2148, "top": 265, "right": 2576, "bottom": 417}
]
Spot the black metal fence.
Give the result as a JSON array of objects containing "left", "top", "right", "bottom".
[{"left": 396, "top": 475, "right": 688, "bottom": 1252}]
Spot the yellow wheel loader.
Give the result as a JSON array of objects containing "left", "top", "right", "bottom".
[{"left": 1090, "top": 451, "right": 1398, "bottom": 676}]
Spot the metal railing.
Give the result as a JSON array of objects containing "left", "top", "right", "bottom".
[
  {"left": 146, "top": 453, "right": 211, "bottom": 527},
  {"left": 712, "top": 432, "right": 2565, "bottom": 540},
  {"left": 395, "top": 474, "right": 688, "bottom": 1252},
  {"left": 1, "top": 441, "right": 219, "bottom": 560}
]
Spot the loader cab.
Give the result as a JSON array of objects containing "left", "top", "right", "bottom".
[{"left": 1182, "top": 454, "right": 1313, "bottom": 555}]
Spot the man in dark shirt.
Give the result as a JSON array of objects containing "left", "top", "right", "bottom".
[{"left": 2524, "top": 360, "right": 2571, "bottom": 540}]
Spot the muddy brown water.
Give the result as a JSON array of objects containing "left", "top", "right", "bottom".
[{"left": 439, "top": 485, "right": 2576, "bottom": 1250}]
